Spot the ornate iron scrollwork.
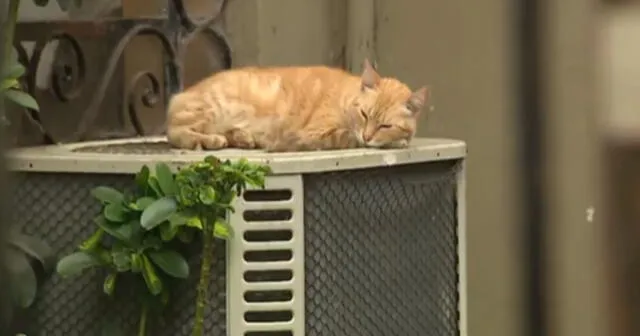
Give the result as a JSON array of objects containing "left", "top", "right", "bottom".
[{"left": 13, "top": 0, "right": 231, "bottom": 144}]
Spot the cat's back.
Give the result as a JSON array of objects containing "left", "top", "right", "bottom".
[
  {"left": 181, "top": 65, "right": 347, "bottom": 96},
  {"left": 208, "top": 65, "right": 352, "bottom": 86}
]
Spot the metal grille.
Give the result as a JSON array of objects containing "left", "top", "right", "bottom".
[
  {"left": 12, "top": 173, "right": 227, "bottom": 336},
  {"left": 303, "top": 161, "right": 460, "bottom": 336},
  {"left": 11, "top": 0, "right": 231, "bottom": 146}
]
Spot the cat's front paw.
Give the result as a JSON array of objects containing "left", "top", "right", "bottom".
[
  {"left": 202, "top": 134, "right": 229, "bottom": 150},
  {"left": 377, "top": 139, "right": 409, "bottom": 149}
]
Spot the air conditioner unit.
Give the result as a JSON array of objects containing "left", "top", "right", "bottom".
[{"left": 8, "top": 136, "right": 467, "bottom": 336}]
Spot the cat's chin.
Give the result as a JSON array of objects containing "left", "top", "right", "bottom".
[{"left": 366, "top": 139, "right": 409, "bottom": 149}]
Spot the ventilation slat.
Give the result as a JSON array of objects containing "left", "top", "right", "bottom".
[
  {"left": 244, "top": 229, "right": 293, "bottom": 242},
  {"left": 243, "top": 209, "right": 293, "bottom": 222},
  {"left": 243, "top": 261, "right": 295, "bottom": 271},
  {"left": 244, "top": 289, "right": 293, "bottom": 302},
  {"left": 243, "top": 301, "right": 294, "bottom": 311},
  {"left": 243, "top": 222, "right": 295, "bottom": 230},
  {"left": 242, "top": 241, "right": 294, "bottom": 250},
  {"left": 244, "top": 270, "right": 293, "bottom": 283},
  {"left": 241, "top": 202, "right": 293, "bottom": 210},
  {"left": 244, "top": 310, "right": 293, "bottom": 323},
  {"left": 245, "top": 331, "right": 293, "bottom": 336},
  {"left": 243, "top": 189, "right": 292, "bottom": 202},
  {"left": 243, "top": 281, "right": 295, "bottom": 291},
  {"left": 244, "top": 321, "right": 295, "bottom": 332},
  {"left": 244, "top": 249, "right": 293, "bottom": 262}
]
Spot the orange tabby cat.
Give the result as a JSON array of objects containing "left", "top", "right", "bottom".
[{"left": 166, "top": 59, "right": 429, "bottom": 152}]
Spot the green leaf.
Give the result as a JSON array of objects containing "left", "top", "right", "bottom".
[
  {"left": 204, "top": 155, "right": 221, "bottom": 166},
  {"left": 159, "top": 223, "right": 178, "bottom": 241},
  {"left": 186, "top": 216, "right": 203, "bottom": 230},
  {"left": 198, "top": 186, "right": 216, "bottom": 205},
  {"left": 135, "top": 196, "right": 156, "bottom": 210},
  {"left": 148, "top": 176, "right": 162, "bottom": 196},
  {"left": 1, "top": 78, "right": 19, "bottom": 91},
  {"left": 237, "top": 157, "right": 249, "bottom": 167},
  {"left": 111, "top": 250, "right": 131, "bottom": 272},
  {"left": 4, "top": 89, "right": 40, "bottom": 111},
  {"left": 244, "top": 172, "right": 267, "bottom": 189},
  {"left": 135, "top": 165, "right": 150, "bottom": 191},
  {"left": 140, "top": 197, "right": 177, "bottom": 230},
  {"left": 6, "top": 249, "right": 38, "bottom": 308},
  {"left": 177, "top": 186, "right": 196, "bottom": 207},
  {"left": 155, "top": 163, "right": 176, "bottom": 196},
  {"left": 9, "top": 231, "right": 55, "bottom": 274},
  {"left": 103, "top": 273, "right": 117, "bottom": 296},
  {"left": 141, "top": 255, "right": 163, "bottom": 295},
  {"left": 95, "top": 216, "right": 140, "bottom": 244},
  {"left": 213, "top": 220, "right": 234, "bottom": 240},
  {"left": 130, "top": 253, "right": 143, "bottom": 273},
  {"left": 1, "top": 61, "right": 25, "bottom": 79},
  {"left": 168, "top": 212, "right": 189, "bottom": 228},
  {"left": 147, "top": 250, "right": 189, "bottom": 279},
  {"left": 56, "top": 251, "right": 100, "bottom": 278},
  {"left": 103, "top": 203, "right": 127, "bottom": 222},
  {"left": 91, "top": 186, "right": 125, "bottom": 204},
  {"left": 79, "top": 228, "right": 105, "bottom": 251}
]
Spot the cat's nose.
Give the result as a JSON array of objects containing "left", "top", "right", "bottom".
[{"left": 363, "top": 131, "right": 373, "bottom": 142}]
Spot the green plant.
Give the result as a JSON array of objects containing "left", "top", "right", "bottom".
[
  {"left": 1, "top": 0, "right": 83, "bottom": 125},
  {"left": 56, "top": 156, "right": 270, "bottom": 336},
  {"left": 1, "top": 0, "right": 39, "bottom": 123},
  {"left": 3, "top": 231, "right": 55, "bottom": 334},
  {"left": 174, "top": 156, "right": 270, "bottom": 336}
]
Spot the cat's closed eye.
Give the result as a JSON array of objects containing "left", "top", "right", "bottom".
[
  {"left": 360, "top": 109, "right": 368, "bottom": 119},
  {"left": 378, "top": 124, "right": 392, "bottom": 129}
]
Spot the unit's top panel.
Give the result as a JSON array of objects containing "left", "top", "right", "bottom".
[{"left": 7, "top": 136, "right": 466, "bottom": 175}]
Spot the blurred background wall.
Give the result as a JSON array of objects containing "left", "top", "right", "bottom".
[
  {"left": 601, "top": 2, "right": 640, "bottom": 336},
  {"left": 373, "top": 2, "right": 522, "bottom": 336}
]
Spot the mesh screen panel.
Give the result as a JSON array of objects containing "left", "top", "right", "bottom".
[
  {"left": 12, "top": 173, "right": 227, "bottom": 336},
  {"left": 303, "top": 161, "right": 460, "bottom": 336}
]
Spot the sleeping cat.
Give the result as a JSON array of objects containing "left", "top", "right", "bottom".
[{"left": 166, "top": 59, "right": 429, "bottom": 152}]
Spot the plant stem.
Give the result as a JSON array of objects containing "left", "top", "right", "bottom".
[
  {"left": 192, "top": 215, "right": 214, "bottom": 336},
  {"left": 138, "top": 303, "right": 148, "bottom": 336},
  {"left": 3, "top": 0, "right": 20, "bottom": 70}
]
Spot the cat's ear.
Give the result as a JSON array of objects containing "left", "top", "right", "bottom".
[
  {"left": 406, "top": 86, "right": 430, "bottom": 114},
  {"left": 361, "top": 58, "right": 381, "bottom": 90}
]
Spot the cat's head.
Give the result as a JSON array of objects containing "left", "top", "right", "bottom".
[{"left": 350, "top": 59, "right": 429, "bottom": 149}]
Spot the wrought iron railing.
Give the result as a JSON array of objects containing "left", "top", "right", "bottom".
[{"left": 10, "top": 0, "right": 231, "bottom": 145}]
